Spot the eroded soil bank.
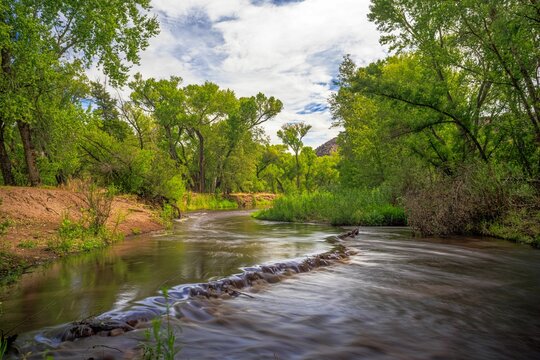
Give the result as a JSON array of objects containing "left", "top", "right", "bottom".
[{"left": 0, "top": 186, "right": 163, "bottom": 281}]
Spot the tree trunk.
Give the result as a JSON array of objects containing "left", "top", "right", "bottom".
[
  {"left": 1, "top": 49, "right": 16, "bottom": 185},
  {"left": 17, "top": 121, "right": 41, "bottom": 186},
  {"left": 0, "top": 121, "right": 15, "bottom": 185},
  {"left": 164, "top": 126, "right": 180, "bottom": 165},
  {"left": 195, "top": 129, "right": 205, "bottom": 193},
  {"left": 215, "top": 147, "right": 234, "bottom": 192},
  {"left": 295, "top": 152, "right": 300, "bottom": 190}
]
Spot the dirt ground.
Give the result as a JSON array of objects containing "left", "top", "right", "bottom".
[{"left": 0, "top": 186, "right": 163, "bottom": 270}]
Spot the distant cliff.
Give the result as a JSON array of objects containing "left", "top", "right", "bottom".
[{"left": 315, "top": 137, "right": 338, "bottom": 156}]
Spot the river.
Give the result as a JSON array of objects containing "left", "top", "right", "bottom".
[{"left": 1, "top": 210, "right": 539, "bottom": 359}]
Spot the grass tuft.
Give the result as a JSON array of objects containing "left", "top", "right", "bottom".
[{"left": 182, "top": 193, "right": 238, "bottom": 211}]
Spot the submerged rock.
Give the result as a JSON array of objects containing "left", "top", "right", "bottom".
[{"left": 56, "top": 244, "right": 356, "bottom": 344}]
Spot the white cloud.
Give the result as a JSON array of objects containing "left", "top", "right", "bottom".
[{"left": 128, "top": 0, "right": 385, "bottom": 147}]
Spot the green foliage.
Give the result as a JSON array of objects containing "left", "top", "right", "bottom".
[
  {"left": 17, "top": 239, "right": 37, "bottom": 249},
  {"left": 158, "top": 204, "right": 175, "bottom": 230},
  {"left": 0, "top": 251, "right": 26, "bottom": 286},
  {"left": 254, "top": 188, "right": 406, "bottom": 226},
  {"left": 182, "top": 193, "right": 238, "bottom": 211},
  {"left": 79, "top": 181, "right": 116, "bottom": 234},
  {"left": 48, "top": 183, "right": 122, "bottom": 254},
  {"left": 277, "top": 122, "right": 312, "bottom": 190},
  {"left": 366, "top": 0, "right": 540, "bottom": 177},
  {"left": 48, "top": 217, "right": 116, "bottom": 254},
  {"left": 311, "top": 2, "right": 540, "bottom": 242},
  {"left": 0, "top": 0, "right": 160, "bottom": 186},
  {"left": 0, "top": 219, "right": 10, "bottom": 236},
  {"left": 141, "top": 288, "right": 181, "bottom": 360},
  {"left": 0, "top": 332, "right": 7, "bottom": 360}
]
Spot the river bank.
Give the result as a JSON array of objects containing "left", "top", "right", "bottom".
[
  {"left": 0, "top": 186, "right": 163, "bottom": 284},
  {"left": 0, "top": 188, "right": 279, "bottom": 285},
  {"left": 254, "top": 189, "right": 540, "bottom": 248}
]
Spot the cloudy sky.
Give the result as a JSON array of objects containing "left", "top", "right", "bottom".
[{"left": 128, "top": 0, "right": 386, "bottom": 147}]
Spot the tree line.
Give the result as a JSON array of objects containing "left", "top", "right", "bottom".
[
  {"left": 330, "top": 0, "right": 539, "bottom": 239},
  {"left": 0, "top": 0, "right": 339, "bottom": 208}
]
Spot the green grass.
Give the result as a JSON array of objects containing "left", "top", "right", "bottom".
[
  {"left": 482, "top": 208, "right": 540, "bottom": 248},
  {"left": 17, "top": 239, "right": 37, "bottom": 249},
  {"left": 182, "top": 193, "right": 238, "bottom": 211},
  {"left": 0, "top": 219, "right": 11, "bottom": 236},
  {"left": 46, "top": 218, "right": 123, "bottom": 255},
  {"left": 253, "top": 188, "right": 406, "bottom": 226},
  {"left": 0, "top": 252, "right": 26, "bottom": 286}
]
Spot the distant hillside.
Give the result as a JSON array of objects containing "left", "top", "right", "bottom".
[{"left": 315, "top": 137, "right": 338, "bottom": 156}]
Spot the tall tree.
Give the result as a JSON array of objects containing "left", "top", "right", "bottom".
[
  {"left": 215, "top": 93, "right": 283, "bottom": 191},
  {"left": 368, "top": 0, "right": 540, "bottom": 177},
  {"left": 129, "top": 75, "right": 186, "bottom": 166},
  {"left": 277, "top": 122, "right": 312, "bottom": 190},
  {"left": 182, "top": 82, "right": 237, "bottom": 192},
  {"left": 90, "top": 81, "right": 130, "bottom": 141},
  {"left": 0, "top": 0, "right": 159, "bottom": 186}
]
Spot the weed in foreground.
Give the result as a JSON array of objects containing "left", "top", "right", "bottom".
[{"left": 141, "top": 288, "right": 181, "bottom": 360}]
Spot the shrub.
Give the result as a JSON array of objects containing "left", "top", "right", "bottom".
[
  {"left": 404, "top": 164, "right": 507, "bottom": 236},
  {"left": 17, "top": 239, "right": 37, "bottom": 249},
  {"left": 48, "top": 216, "right": 123, "bottom": 255},
  {"left": 158, "top": 204, "right": 175, "bottom": 230},
  {"left": 77, "top": 180, "right": 115, "bottom": 234},
  {"left": 0, "top": 219, "right": 10, "bottom": 236},
  {"left": 182, "top": 193, "right": 238, "bottom": 211}
]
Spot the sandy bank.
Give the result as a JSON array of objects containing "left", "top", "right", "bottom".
[{"left": 0, "top": 186, "right": 163, "bottom": 280}]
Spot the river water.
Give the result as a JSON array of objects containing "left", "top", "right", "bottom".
[{"left": 1, "top": 210, "right": 540, "bottom": 359}]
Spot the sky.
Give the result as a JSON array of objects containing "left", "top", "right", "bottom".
[{"left": 125, "top": 0, "right": 387, "bottom": 148}]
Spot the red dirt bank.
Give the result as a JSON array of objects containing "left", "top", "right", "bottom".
[{"left": 0, "top": 186, "right": 163, "bottom": 272}]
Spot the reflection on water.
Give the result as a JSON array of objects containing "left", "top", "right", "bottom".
[
  {"left": 0, "top": 211, "right": 334, "bottom": 335},
  {"left": 3, "top": 213, "right": 540, "bottom": 359}
]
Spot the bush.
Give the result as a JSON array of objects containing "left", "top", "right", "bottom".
[
  {"left": 404, "top": 164, "right": 506, "bottom": 236},
  {"left": 48, "top": 217, "right": 123, "bottom": 255},
  {"left": 158, "top": 204, "right": 175, "bottom": 230},
  {"left": 47, "top": 181, "right": 123, "bottom": 254},
  {"left": 78, "top": 181, "right": 115, "bottom": 234},
  {"left": 481, "top": 182, "right": 540, "bottom": 246}
]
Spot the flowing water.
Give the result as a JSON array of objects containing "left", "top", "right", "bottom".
[{"left": 1, "top": 210, "right": 540, "bottom": 359}]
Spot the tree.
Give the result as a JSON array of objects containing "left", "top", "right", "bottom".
[
  {"left": 117, "top": 99, "right": 155, "bottom": 150},
  {"left": 90, "top": 81, "right": 130, "bottom": 141},
  {"left": 129, "top": 74, "right": 186, "bottom": 167},
  {"left": 215, "top": 93, "right": 282, "bottom": 191},
  {"left": 182, "top": 82, "right": 237, "bottom": 192},
  {"left": 0, "top": 0, "right": 159, "bottom": 186},
  {"left": 368, "top": 0, "right": 540, "bottom": 178},
  {"left": 277, "top": 122, "right": 312, "bottom": 190}
]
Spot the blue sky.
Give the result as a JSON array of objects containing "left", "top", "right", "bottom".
[{"left": 115, "top": 0, "right": 387, "bottom": 147}]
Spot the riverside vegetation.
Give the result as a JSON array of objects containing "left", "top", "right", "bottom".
[
  {"left": 1, "top": 1, "right": 537, "bottom": 359},
  {"left": 0, "top": 1, "right": 538, "bottom": 281},
  {"left": 257, "top": 0, "right": 540, "bottom": 247}
]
